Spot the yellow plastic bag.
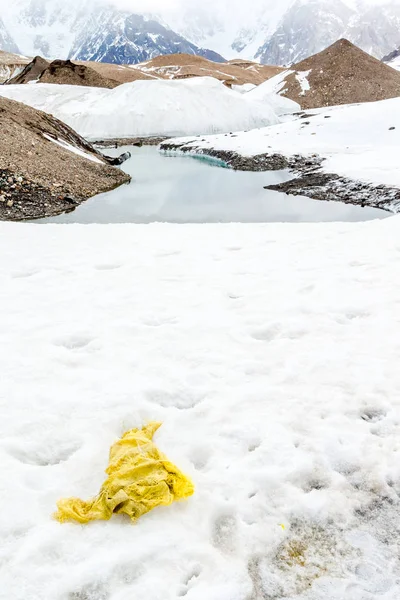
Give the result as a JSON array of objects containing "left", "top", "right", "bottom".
[{"left": 55, "top": 422, "right": 194, "bottom": 524}]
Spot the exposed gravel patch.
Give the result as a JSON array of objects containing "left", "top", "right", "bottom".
[
  {"left": 94, "top": 137, "right": 167, "bottom": 148},
  {"left": 0, "top": 96, "right": 130, "bottom": 221},
  {"left": 0, "top": 170, "right": 81, "bottom": 221}
]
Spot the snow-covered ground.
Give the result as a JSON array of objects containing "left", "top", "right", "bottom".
[
  {"left": 248, "top": 69, "right": 293, "bottom": 98},
  {"left": 0, "top": 78, "right": 282, "bottom": 139},
  {"left": 247, "top": 79, "right": 300, "bottom": 116},
  {"left": 1, "top": 218, "right": 400, "bottom": 600},
  {"left": 164, "top": 97, "right": 400, "bottom": 188}
]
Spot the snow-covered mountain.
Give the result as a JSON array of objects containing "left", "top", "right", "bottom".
[
  {"left": 256, "top": 0, "right": 354, "bottom": 65},
  {"left": 163, "top": 0, "right": 400, "bottom": 64},
  {"left": 383, "top": 46, "right": 400, "bottom": 70},
  {"left": 0, "top": 0, "right": 224, "bottom": 64},
  {"left": 254, "top": 0, "right": 400, "bottom": 65},
  {"left": 162, "top": 0, "right": 292, "bottom": 62},
  {"left": 2, "top": 0, "right": 400, "bottom": 67},
  {"left": 69, "top": 10, "right": 224, "bottom": 64},
  {"left": 0, "top": 17, "right": 20, "bottom": 54}
]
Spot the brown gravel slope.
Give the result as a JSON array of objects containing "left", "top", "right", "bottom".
[
  {"left": 6, "top": 56, "right": 154, "bottom": 86},
  {"left": 39, "top": 60, "right": 118, "bottom": 88},
  {"left": 4, "top": 53, "right": 283, "bottom": 88},
  {"left": 0, "top": 50, "right": 31, "bottom": 83},
  {"left": 7, "top": 56, "right": 50, "bottom": 84},
  {"left": 279, "top": 39, "right": 400, "bottom": 109},
  {"left": 226, "top": 59, "right": 283, "bottom": 82},
  {"left": 130, "top": 53, "right": 284, "bottom": 86},
  {"left": 7, "top": 57, "right": 119, "bottom": 88},
  {"left": 0, "top": 96, "right": 129, "bottom": 221},
  {"left": 77, "top": 61, "right": 154, "bottom": 84}
]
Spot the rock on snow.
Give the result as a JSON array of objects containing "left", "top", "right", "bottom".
[
  {"left": 1, "top": 218, "right": 400, "bottom": 599},
  {"left": 0, "top": 77, "right": 281, "bottom": 140}
]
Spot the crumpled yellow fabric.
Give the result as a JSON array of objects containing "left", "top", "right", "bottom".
[{"left": 54, "top": 422, "right": 194, "bottom": 524}]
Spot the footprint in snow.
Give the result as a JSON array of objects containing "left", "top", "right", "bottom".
[
  {"left": 251, "top": 324, "right": 307, "bottom": 342},
  {"left": 360, "top": 407, "right": 387, "bottom": 423},
  {"left": 145, "top": 388, "right": 206, "bottom": 410},
  {"left": 95, "top": 263, "right": 122, "bottom": 271},
  {"left": 189, "top": 446, "right": 211, "bottom": 471},
  {"left": 178, "top": 565, "right": 202, "bottom": 597},
  {"left": 68, "top": 582, "right": 109, "bottom": 600},
  {"left": 155, "top": 249, "right": 181, "bottom": 258},
  {"left": 6, "top": 440, "right": 80, "bottom": 466},
  {"left": 212, "top": 513, "right": 237, "bottom": 553},
  {"left": 53, "top": 334, "right": 95, "bottom": 351},
  {"left": 12, "top": 269, "right": 41, "bottom": 279},
  {"left": 248, "top": 440, "right": 261, "bottom": 453}
]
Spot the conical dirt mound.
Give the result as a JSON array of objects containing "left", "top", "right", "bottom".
[
  {"left": 39, "top": 59, "right": 118, "bottom": 88},
  {"left": 278, "top": 39, "right": 400, "bottom": 109}
]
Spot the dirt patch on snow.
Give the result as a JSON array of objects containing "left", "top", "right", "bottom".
[
  {"left": 0, "top": 96, "right": 130, "bottom": 221},
  {"left": 278, "top": 39, "right": 400, "bottom": 109}
]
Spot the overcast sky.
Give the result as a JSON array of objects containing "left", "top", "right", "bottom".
[
  {"left": 3, "top": 0, "right": 400, "bottom": 15},
  {"left": 106, "top": 0, "right": 180, "bottom": 12},
  {"left": 112, "top": 0, "right": 400, "bottom": 7}
]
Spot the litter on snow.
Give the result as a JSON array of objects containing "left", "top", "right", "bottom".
[{"left": 55, "top": 422, "right": 194, "bottom": 524}]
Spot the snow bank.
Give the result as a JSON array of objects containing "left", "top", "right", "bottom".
[
  {"left": 1, "top": 218, "right": 400, "bottom": 600},
  {"left": 295, "top": 69, "right": 312, "bottom": 95},
  {"left": 43, "top": 134, "right": 104, "bottom": 164},
  {"left": 231, "top": 83, "right": 257, "bottom": 94},
  {"left": 250, "top": 69, "right": 293, "bottom": 96},
  {"left": 164, "top": 97, "right": 400, "bottom": 187},
  {"left": 248, "top": 77, "right": 301, "bottom": 115},
  {"left": 0, "top": 77, "right": 280, "bottom": 139}
]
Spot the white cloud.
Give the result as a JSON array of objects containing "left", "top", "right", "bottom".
[
  {"left": 110, "top": 0, "right": 400, "bottom": 7},
  {"left": 105, "top": 0, "right": 181, "bottom": 13},
  {"left": 1, "top": 0, "right": 399, "bottom": 14}
]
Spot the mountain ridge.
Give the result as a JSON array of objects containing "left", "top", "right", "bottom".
[
  {"left": 0, "top": 1, "right": 225, "bottom": 65},
  {"left": 1, "top": 0, "right": 400, "bottom": 68},
  {"left": 164, "top": 0, "right": 400, "bottom": 64}
]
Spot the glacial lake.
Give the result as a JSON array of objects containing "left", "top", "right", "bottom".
[{"left": 40, "top": 146, "right": 388, "bottom": 224}]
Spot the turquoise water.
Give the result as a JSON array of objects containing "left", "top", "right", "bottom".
[{"left": 39, "top": 146, "right": 388, "bottom": 224}]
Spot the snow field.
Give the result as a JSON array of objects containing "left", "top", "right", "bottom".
[
  {"left": 246, "top": 76, "right": 301, "bottom": 116},
  {"left": 1, "top": 219, "right": 400, "bottom": 599},
  {"left": 248, "top": 69, "right": 293, "bottom": 97},
  {"left": 164, "top": 97, "right": 400, "bottom": 188},
  {"left": 0, "top": 77, "right": 281, "bottom": 139}
]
